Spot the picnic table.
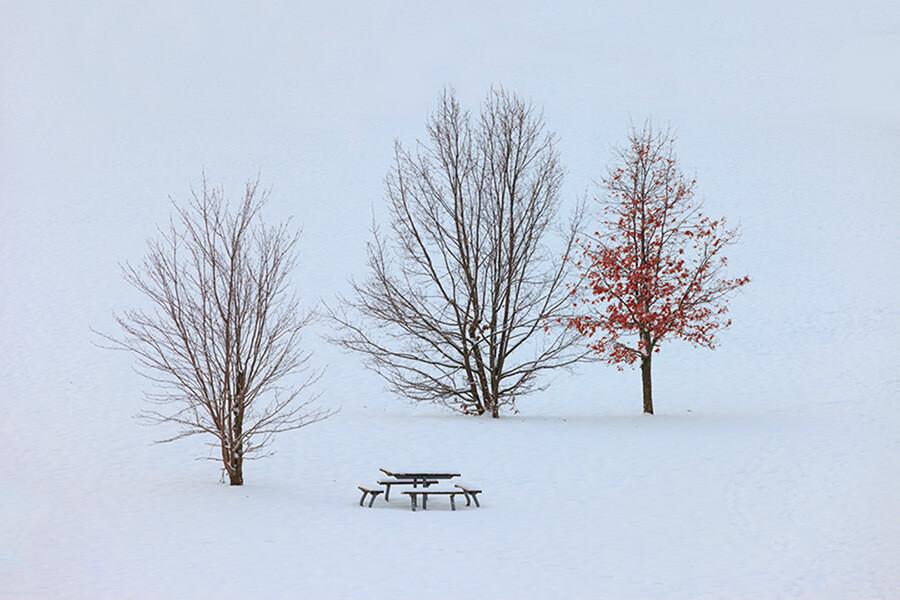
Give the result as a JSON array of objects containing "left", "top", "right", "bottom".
[{"left": 359, "top": 469, "right": 480, "bottom": 511}]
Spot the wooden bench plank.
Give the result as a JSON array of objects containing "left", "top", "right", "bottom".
[
  {"left": 454, "top": 484, "right": 483, "bottom": 508},
  {"left": 357, "top": 485, "right": 384, "bottom": 508},
  {"left": 401, "top": 489, "right": 463, "bottom": 511}
]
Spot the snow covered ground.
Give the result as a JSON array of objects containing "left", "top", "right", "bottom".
[
  {"left": 3, "top": 373, "right": 899, "bottom": 598},
  {"left": 3, "top": 1, "right": 899, "bottom": 598}
]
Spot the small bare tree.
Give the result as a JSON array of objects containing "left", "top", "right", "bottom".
[
  {"left": 100, "top": 177, "right": 332, "bottom": 485},
  {"left": 329, "top": 89, "right": 586, "bottom": 417}
]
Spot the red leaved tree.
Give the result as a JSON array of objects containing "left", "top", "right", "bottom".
[{"left": 570, "top": 125, "right": 749, "bottom": 414}]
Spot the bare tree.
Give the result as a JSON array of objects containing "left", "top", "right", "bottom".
[
  {"left": 99, "top": 177, "right": 332, "bottom": 485},
  {"left": 329, "top": 89, "right": 586, "bottom": 418}
]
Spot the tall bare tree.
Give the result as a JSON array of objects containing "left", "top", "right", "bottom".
[
  {"left": 329, "top": 89, "right": 586, "bottom": 417},
  {"left": 99, "top": 177, "right": 332, "bottom": 485}
]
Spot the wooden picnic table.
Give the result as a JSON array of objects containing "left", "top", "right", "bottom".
[{"left": 358, "top": 469, "right": 480, "bottom": 511}]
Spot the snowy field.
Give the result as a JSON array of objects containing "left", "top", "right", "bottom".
[
  {"left": 3, "top": 309, "right": 899, "bottom": 599},
  {"left": 3, "top": 1, "right": 900, "bottom": 599}
]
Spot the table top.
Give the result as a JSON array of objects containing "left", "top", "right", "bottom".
[{"left": 380, "top": 468, "right": 461, "bottom": 479}]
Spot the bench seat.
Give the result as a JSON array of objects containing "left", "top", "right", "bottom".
[
  {"left": 454, "top": 484, "right": 483, "bottom": 507},
  {"left": 357, "top": 485, "right": 384, "bottom": 508},
  {"left": 402, "top": 488, "right": 466, "bottom": 511}
]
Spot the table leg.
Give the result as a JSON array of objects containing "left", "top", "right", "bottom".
[
  {"left": 411, "top": 494, "right": 417, "bottom": 512},
  {"left": 359, "top": 491, "right": 367, "bottom": 507},
  {"left": 423, "top": 493, "right": 428, "bottom": 511},
  {"left": 450, "top": 494, "right": 456, "bottom": 511},
  {"left": 385, "top": 484, "right": 391, "bottom": 502}
]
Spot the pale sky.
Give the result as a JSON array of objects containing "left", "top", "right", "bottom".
[{"left": 2, "top": 0, "right": 899, "bottom": 414}]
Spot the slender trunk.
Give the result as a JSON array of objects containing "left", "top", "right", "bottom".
[
  {"left": 228, "top": 459, "right": 244, "bottom": 485},
  {"left": 220, "top": 443, "right": 244, "bottom": 485},
  {"left": 479, "top": 391, "right": 499, "bottom": 418},
  {"left": 490, "top": 371, "right": 500, "bottom": 418},
  {"left": 228, "top": 457, "right": 243, "bottom": 485},
  {"left": 640, "top": 354, "right": 653, "bottom": 415},
  {"left": 228, "top": 372, "right": 246, "bottom": 485},
  {"left": 462, "top": 367, "right": 484, "bottom": 415},
  {"left": 468, "top": 324, "right": 493, "bottom": 417}
]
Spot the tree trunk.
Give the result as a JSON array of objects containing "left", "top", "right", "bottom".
[
  {"left": 221, "top": 438, "right": 244, "bottom": 486},
  {"left": 228, "top": 373, "right": 246, "bottom": 485},
  {"left": 228, "top": 456, "right": 244, "bottom": 486},
  {"left": 640, "top": 354, "right": 654, "bottom": 415}
]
